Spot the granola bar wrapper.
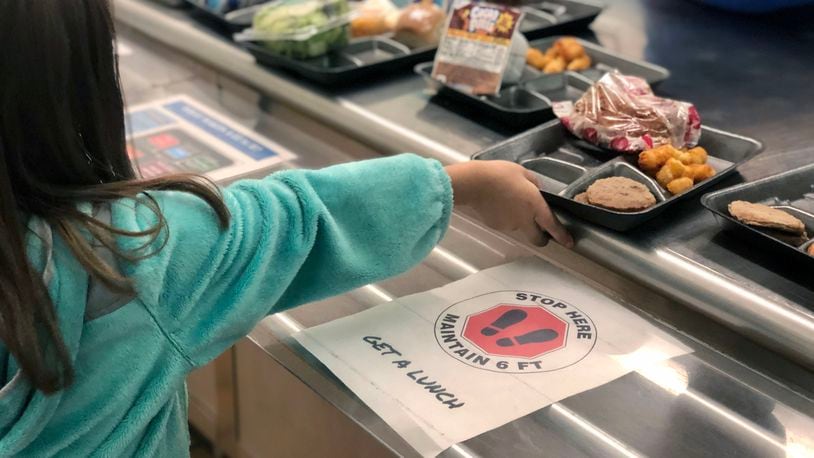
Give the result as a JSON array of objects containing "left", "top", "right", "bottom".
[{"left": 553, "top": 71, "right": 702, "bottom": 153}]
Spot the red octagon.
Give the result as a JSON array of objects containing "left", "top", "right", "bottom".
[{"left": 462, "top": 304, "right": 567, "bottom": 359}]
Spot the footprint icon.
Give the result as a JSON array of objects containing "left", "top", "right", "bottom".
[
  {"left": 481, "top": 309, "right": 528, "bottom": 336},
  {"left": 496, "top": 329, "right": 559, "bottom": 347}
]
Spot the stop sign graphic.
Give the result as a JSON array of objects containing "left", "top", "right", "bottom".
[{"left": 462, "top": 304, "right": 567, "bottom": 359}]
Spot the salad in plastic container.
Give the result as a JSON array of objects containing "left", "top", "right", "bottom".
[{"left": 235, "top": 0, "right": 352, "bottom": 59}]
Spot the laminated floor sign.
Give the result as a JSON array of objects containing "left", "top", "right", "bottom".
[
  {"left": 294, "top": 258, "right": 692, "bottom": 457},
  {"left": 126, "top": 95, "right": 295, "bottom": 181}
]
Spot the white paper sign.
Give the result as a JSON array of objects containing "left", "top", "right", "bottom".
[
  {"left": 126, "top": 95, "right": 295, "bottom": 182},
  {"left": 295, "top": 258, "right": 692, "bottom": 457}
]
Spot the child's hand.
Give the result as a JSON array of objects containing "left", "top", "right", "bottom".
[{"left": 446, "top": 161, "right": 574, "bottom": 248}]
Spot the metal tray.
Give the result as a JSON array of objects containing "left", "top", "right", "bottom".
[
  {"left": 184, "top": 1, "right": 264, "bottom": 33},
  {"left": 473, "top": 120, "right": 763, "bottom": 231},
  {"left": 701, "top": 164, "right": 814, "bottom": 266},
  {"left": 246, "top": 37, "right": 434, "bottom": 86},
  {"left": 518, "top": 0, "right": 604, "bottom": 40},
  {"left": 529, "top": 36, "right": 670, "bottom": 85},
  {"left": 415, "top": 64, "right": 592, "bottom": 128},
  {"left": 415, "top": 36, "right": 668, "bottom": 128},
  {"left": 245, "top": 0, "right": 603, "bottom": 86}
]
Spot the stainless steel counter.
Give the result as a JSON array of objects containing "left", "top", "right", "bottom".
[
  {"left": 114, "top": 0, "right": 814, "bottom": 374},
  {"left": 113, "top": 1, "right": 814, "bottom": 456}
]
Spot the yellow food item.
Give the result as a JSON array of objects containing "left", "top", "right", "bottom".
[
  {"left": 555, "top": 37, "right": 585, "bottom": 61},
  {"left": 638, "top": 144, "right": 680, "bottom": 174},
  {"left": 678, "top": 146, "right": 708, "bottom": 165},
  {"left": 351, "top": 14, "right": 390, "bottom": 37},
  {"left": 667, "top": 177, "right": 694, "bottom": 195},
  {"left": 684, "top": 163, "right": 716, "bottom": 182},
  {"left": 543, "top": 57, "right": 566, "bottom": 74},
  {"left": 643, "top": 144, "right": 716, "bottom": 195},
  {"left": 526, "top": 48, "right": 550, "bottom": 70},
  {"left": 656, "top": 158, "right": 686, "bottom": 187},
  {"left": 567, "top": 55, "right": 592, "bottom": 71},
  {"left": 527, "top": 37, "right": 589, "bottom": 74}
]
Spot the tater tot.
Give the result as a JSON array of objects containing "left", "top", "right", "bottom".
[
  {"left": 526, "top": 48, "right": 550, "bottom": 70},
  {"left": 543, "top": 57, "right": 566, "bottom": 74},
  {"left": 656, "top": 158, "right": 686, "bottom": 187},
  {"left": 553, "top": 38, "right": 586, "bottom": 62},
  {"left": 667, "top": 177, "right": 694, "bottom": 195},
  {"left": 567, "top": 55, "right": 592, "bottom": 71},
  {"left": 639, "top": 145, "right": 676, "bottom": 174},
  {"left": 684, "top": 164, "right": 716, "bottom": 182},
  {"left": 678, "top": 146, "right": 708, "bottom": 165}
]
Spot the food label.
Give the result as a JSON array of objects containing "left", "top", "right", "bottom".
[{"left": 431, "top": 2, "right": 522, "bottom": 95}]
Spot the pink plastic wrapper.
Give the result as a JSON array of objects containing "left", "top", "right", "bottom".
[{"left": 553, "top": 71, "right": 702, "bottom": 154}]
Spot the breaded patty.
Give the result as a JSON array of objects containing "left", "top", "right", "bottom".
[
  {"left": 808, "top": 243, "right": 814, "bottom": 256},
  {"left": 585, "top": 177, "right": 657, "bottom": 212},
  {"left": 728, "top": 201, "right": 806, "bottom": 235},
  {"left": 574, "top": 192, "right": 589, "bottom": 204}
]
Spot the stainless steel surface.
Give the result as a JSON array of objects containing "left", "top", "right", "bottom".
[
  {"left": 115, "top": 0, "right": 814, "bottom": 371},
  {"left": 114, "top": 3, "right": 814, "bottom": 457}
]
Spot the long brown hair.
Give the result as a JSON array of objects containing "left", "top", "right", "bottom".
[{"left": 0, "top": 1, "right": 229, "bottom": 394}]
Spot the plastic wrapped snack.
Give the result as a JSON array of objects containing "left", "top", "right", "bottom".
[
  {"left": 235, "top": 0, "right": 351, "bottom": 59},
  {"left": 553, "top": 71, "right": 702, "bottom": 153},
  {"left": 502, "top": 33, "right": 529, "bottom": 85},
  {"left": 393, "top": 0, "right": 446, "bottom": 49}
]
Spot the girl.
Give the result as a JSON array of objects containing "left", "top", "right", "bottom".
[{"left": 0, "top": 1, "right": 572, "bottom": 456}]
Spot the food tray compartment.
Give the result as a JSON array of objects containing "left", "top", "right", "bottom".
[
  {"left": 416, "top": 63, "right": 593, "bottom": 128},
  {"left": 184, "top": 1, "right": 262, "bottom": 33},
  {"left": 528, "top": 36, "right": 670, "bottom": 86},
  {"left": 246, "top": 37, "right": 431, "bottom": 86},
  {"left": 520, "top": 0, "right": 604, "bottom": 40},
  {"left": 701, "top": 163, "right": 814, "bottom": 265},
  {"left": 474, "top": 119, "right": 763, "bottom": 231},
  {"left": 561, "top": 160, "right": 667, "bottom": 203},
  {"left": 521, "top": 157, "right": 588, "bottom": 194}
]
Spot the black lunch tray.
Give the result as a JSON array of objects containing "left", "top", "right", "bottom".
[
  {"left": 473, "top": 120, "right": 763, "bottom": 231},
  {"left": 246, "top": 37, "right": 436, "bottom": 86},
  {"left": 701, "top": 163, "right": 814, "bottom": 267},
  {"left": 415, "top": 36, "right": 669, "bottom": 128},
  {"left": 416, "top": 65, "right": 593, "bottom": 128},
  {"left": 184, "top": 1, "right": 265, "bottom": 33},
  {"left": 244, "top": 0, "right": 603, "bottom": 86}
]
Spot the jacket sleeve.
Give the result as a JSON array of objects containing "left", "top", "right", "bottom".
[{"left": 112, "top": 154, "right": 453, "bottom": 367}]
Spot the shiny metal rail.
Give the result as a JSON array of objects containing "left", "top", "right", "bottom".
[{"left": 114, "top": 0, "right": 814, "bottom": 371}]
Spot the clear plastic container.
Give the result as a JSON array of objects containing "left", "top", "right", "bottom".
[{"left": 235, "top": 0, "right": 352, "bottom": 59}]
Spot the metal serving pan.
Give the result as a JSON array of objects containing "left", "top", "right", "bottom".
[
  {"left": 701, "top": 163, "right": 814, "bottom": 266},
  {"left": 415, "top": 36, "right": 668, "bottom": 128},
  {"left": 473, "top": 120, "right": 763, "bottom": 231},
  {"left": 244, "top": 0, "right": 603, "bottom": 86}
]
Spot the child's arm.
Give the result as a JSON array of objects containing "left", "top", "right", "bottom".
[{"left": 113, "top": 154, "right": 570, "bottom": 367}]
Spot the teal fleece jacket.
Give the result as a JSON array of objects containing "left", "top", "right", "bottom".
[{"left": 0, "top": 154, "right": 452, "bottom": 457}]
